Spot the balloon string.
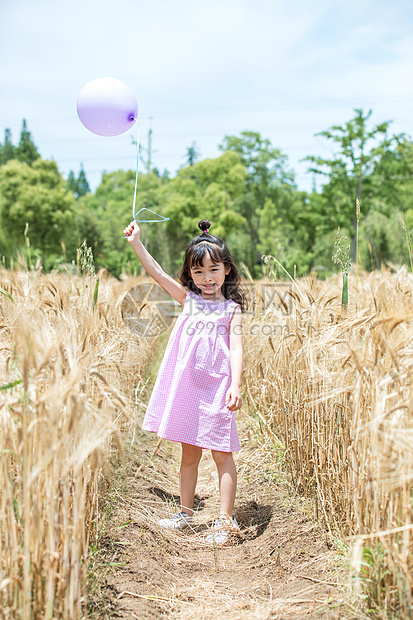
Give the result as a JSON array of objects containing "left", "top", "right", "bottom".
[
  {"left": 133, "top": 208, "right": 169, "bottom": 222},
  {"left": 129, "top": 121, "right": 169, "bottom": 223},
  {"left": 121, "top": 123, "right": 169, "bottom": 238}
]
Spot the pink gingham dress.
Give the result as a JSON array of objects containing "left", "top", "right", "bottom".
[{"left": 142, "top": 290, "right": 241, "bottom": 452}]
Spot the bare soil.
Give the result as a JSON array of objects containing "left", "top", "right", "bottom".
[{"left": 90, "top": 418, "right": 349, "bottom": 620}]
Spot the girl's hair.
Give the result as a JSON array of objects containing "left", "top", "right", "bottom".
[{"left": 178, "top": 219, "right": 247, "bottom": 312}]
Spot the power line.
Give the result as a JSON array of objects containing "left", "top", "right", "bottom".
[
  {"left": 2, "top": 93, "right": 413, "bottom": 126},
  {"left": 56, "top": 144, "right": 324, "bottom": 164}
]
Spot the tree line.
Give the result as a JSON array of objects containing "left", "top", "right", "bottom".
[{"left": 0, "top": 110, "right": 412, "bottom": 278}]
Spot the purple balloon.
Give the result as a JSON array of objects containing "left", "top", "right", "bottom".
[{"left": 77, "top": 77, "right": 138, "bottom": 136}]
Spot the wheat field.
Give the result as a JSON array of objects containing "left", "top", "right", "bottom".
[
  {"left": 0, "top": 269, "right": 151, "bottom": 619},
  {"left": 243, "top": 267, "right": 413, "bottom": 617},
  {"left": 1, "top": 266, "right": 412, "bottom": 618}
]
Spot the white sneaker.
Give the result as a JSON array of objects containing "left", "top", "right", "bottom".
[
  {"left": 204, "top": 514, "right": 240, "bottom": 545},
  {"left": 159, "top": 511, "right": 193, "bottom": 530}
]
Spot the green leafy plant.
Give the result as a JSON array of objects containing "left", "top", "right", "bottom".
[
  {"left": 78, "top": 240, "right": 99, "bottom": 309},
  {"left": 358, "top": 543, "right": 390, "bottom": 610},
  {"left": 24, "top": 222, "right": 32, "bottom": 270},
  {"left": 332, "top": 228, "right": 351, "bottom": 312},
  {"left": 398, "top": 209, "right": 413, "bottom": 273},
  {"left": 355, "top": 199, "right": 361, "bottom": 310}
]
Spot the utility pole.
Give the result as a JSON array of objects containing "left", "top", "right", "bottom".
[{"left": 144, "top": 118, "right": 153, "bottom": 248}]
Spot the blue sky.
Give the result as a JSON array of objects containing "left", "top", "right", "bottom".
[{"left": 1, "top": 0, "right": 413, "bottom": 194}]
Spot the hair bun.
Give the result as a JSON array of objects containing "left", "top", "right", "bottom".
[{"left": 198, "top": 219, "right": 211, "bottom": 233}]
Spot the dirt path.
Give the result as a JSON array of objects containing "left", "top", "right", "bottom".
[{"left": 92, "top": 418, "right": 347, "bottom": 620}]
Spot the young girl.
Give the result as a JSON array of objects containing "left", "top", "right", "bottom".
[{"left": 123, "top": 218, "right": 245, "bottom": 544}]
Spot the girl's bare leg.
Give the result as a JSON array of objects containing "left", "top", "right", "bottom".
[
  {"left": 180, "top": 443, "right": 203, "bottom": 516},
  {"left": 211, "top": 450, "right": 237, "bottom": 516}
]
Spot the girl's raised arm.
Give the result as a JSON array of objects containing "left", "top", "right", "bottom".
[{"left": 123, "top": 221, "right": 187, "bottom": 306}]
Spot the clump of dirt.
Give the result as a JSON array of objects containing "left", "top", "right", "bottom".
[{"left": 90, "top": 427, "right": 348, "bottom": 619}]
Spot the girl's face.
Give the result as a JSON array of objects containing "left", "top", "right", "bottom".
[{"left": 190, "top": 253, "right": 230, "bottom": 299}]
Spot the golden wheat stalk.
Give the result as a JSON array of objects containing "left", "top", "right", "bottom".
[
  {"left": 0, "top": 269, "right": 151, "bottom": 619},
  {"left": 243, "top": 269, "right": 413, "bottom": 616}
]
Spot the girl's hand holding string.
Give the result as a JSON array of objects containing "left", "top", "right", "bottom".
[
  {"left": 123, "top": 221, "right": 141, "bottom": 244},
  {"left": 225, "top": 384, "right": 242, "bottom": 411}
]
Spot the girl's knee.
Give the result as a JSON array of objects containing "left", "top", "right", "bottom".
[
  {"left": 211, "top": 450, "right": 234, "bottom": 467},
  {"left": 181, "top": 443, "right": 203, "bottom": 466}
]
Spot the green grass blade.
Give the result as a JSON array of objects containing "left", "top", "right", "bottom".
[
  {"left": 342, "top": 271, "right": 348, "bottom": 312},
  {"left": 0, "top": 379, "right": 23, "bottom": 391},
  {"left": 92, "top": 277, "right": 99, "bottom": 310},
  {"left": 0, "top": 286, "right": 14, "bottom": 303}
]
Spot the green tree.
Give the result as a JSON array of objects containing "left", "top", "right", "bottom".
[
  {"left": 159, "top": 151, "right": 247, "bottom": 274},
  {"left": 0, "top": 129, "right": 16, "bottom": 165},
  {"left": 15, "top": 119, "right": 40, "bottom": 165},
  {"left": 67, "top": 170, "right": 77, "bottom": 193},
  {"left": 257, "top": 191, "right": 312, "bottom": 274},
  {"left": 76, "top": 164, "right": 90, "bottom": 196},
  {"left": 67, "top": 165, "right": 90, "bottom": 198},
  {"left": 305, "top": 109, "right": 407, "bottom": 262},
  {"left": 358, "top": 209, "right": 407, "bottom": 270},
  {"left": 185, "top": 141, "right": 200, "bottom": 167},
  {"left": 219, "top": 131, "right": 301, "bottom": 274},
  {"left": 401, "top": 140, "right": 413, "bottom": 229},
  {"left": 0, "top": 159, "right": 75, "bottom": 257},
  {"left": 73, "top": 167, "right": 169, "bottom": 277}
]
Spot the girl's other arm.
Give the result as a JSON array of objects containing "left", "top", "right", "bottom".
[
  {"left": 123, "top": 221, "right": 186, "bottom": 306},
  {"left": 225, "top": 306, "right": 243, "bottom": 411}
]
